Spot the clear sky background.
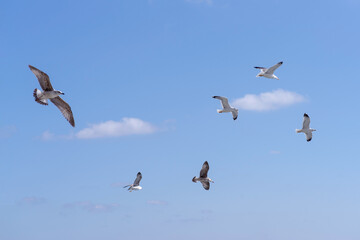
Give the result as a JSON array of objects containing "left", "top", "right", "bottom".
[{"left": 1, "top": 0, "right": 360, "bottom": 239}]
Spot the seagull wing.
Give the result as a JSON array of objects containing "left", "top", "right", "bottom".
[
  {"left": 200, "top": 161, "right": 209, "bottom": 178},
  {"left": 265, "top": 61, "right": 283, "bottom": 75},
  {"left": 305, "top": 131, "right": 312, "bottom": 142},
  {"left": 29, "top": 65, "right": 54, "bottom": 91},
  {"left": 254, "top": 66, "right": 267, "bottom": 71},
  {"left": 201, "top": 181, "right": 210, "bottom": 190},
  {"left": 302, "top": 113, "right": 310, "bottom": 129},
  {"left": 50, "top": 97, "right": 75, "bottom": 127},
  {"left": 133, "top": 172, "right": 142, "bottom": 186},
  {"left": 232, "top": 110, "right": 238, "bottom": 120},
  {"left": 213, "top": 96, "right": 230, "bottom": 109}
]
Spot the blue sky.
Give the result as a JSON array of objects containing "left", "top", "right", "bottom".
[{"left": 2, "top": 0, "right": 360, "bottom": 239}]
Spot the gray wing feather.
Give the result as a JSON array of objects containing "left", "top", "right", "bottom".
[
  {"left": 213, "top": 96, "right": 230, "bottom": 109},
  {"left": 201, "top": 181, "right": 210, "bottom": 190},
  {"left": 232, "top": 110, "right": 238, "bottom": 120},
  {"left": 265, "top": 61, "right": 283, "bottom": 74},
  {"left": 302, "top": 114, "right": 310, "bottom": 129},
  {"left": 29, "top": 65, "right": 54, "bottom": 91},
  {"left": 133, "top": 172, "right": 142, "bottom": 186},
  {"left": 50, "top": 97, "right": 75, "bottom": 127},
  {"left": 199, "top": 161, "right": 209, "bottom": 178},
  {"left": 254, "top": 67, "right": 267, "bottom": 70}
]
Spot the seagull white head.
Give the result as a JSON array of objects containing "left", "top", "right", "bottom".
[{"left": 55, "top": 90, "right": 65, "bottom": 95}]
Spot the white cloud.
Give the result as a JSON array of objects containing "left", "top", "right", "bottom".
[
  {"left": 40, "top": 130, "right": 55, "bottom": 141},
  {"left": 76, "top": 118, "right": 158, "bottom": 139},
  {"left": 232, "top": 89, "right": 305, "bottom": 111},
  {"left": 147, "top": 200, "right": 168, "bottom": 206},
  {"left": 111, "top": 182, "right": 127, "bottom": 188},
  {"left": 270, "top": 150, "right": 281, "bottom": 155},
  {"left": 63, "top": 201, "right": 119, "bottom": 213},
  {"left": 18, "top": 197, "right": 46, "bottom": 205},
  {"left": 0, "top": 125, "right": 16, "bottom": 139}
]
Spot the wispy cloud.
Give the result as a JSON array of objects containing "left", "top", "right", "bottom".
[
  {"left": 269, "top": 150, "right": 281, "bottom": 155},
  {"left": 18, "top": 196, "right": 46, "bottom": 205},
  {"left": 76, "top": 118, "right": 158, "bottom": 139},
  {"left": 0, "top": 125, "right": 16, "bottom": 139},
  {"left": 111, "top": 182, "right": 127, "bottom": 188},
  {"left": 167, "top": 210, "right": 212, "bottom": 223},
  {"left": 147, "top": 200, "right": 168, "bottom": 206},
  {"left": 40, "top": 130, "right": 55, "bottom": 140},
  {"left": 39, "top": 118, "right": 159, "bottom": 141},
  {"left": 232, "top": 89, "right": 305, "bottom": 111},
  {"left": 63, "top": 201, "right": 119, "bottom": 213},
  {"left": 185, "top": 0, "right": 213, "bottom": 5}
]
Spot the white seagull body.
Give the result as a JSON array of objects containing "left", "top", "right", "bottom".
[
  {"left": 254, "top": 61, "right": 283, "bottom": 80},
  {"left": 29, "top": 65, "right": 75, "bottom": 127},
  {"left": 212, "top": 96, "right": 238, "bottom": 120},
  {"left": 296, "top": 113, "right": 316, "bottom": 142},
  {"left": 192, "top": 161, "right": 214, "bottom": 190},
  {"left": 124, "top": 172, "right": 142, "bottom": 192}
]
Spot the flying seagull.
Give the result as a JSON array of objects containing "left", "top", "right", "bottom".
[
  {"left": 254, "top": 61, "right": 283, "bottom": 80},
  {"left": 29, "top": 65, "right": 75, "bottom": 127},
  {"left": 192, "top": 161, "right": 214, "bottom": 190},
  {"left": 296, "top": 113, "right": 316, "bottom": 142},
  {"left": 124, "top": 172, "right": 142, "bottom": 192},
  {"left": 212, "top": 96, "right": 238, "bottom": 120}
]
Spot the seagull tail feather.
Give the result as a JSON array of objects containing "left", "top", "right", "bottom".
[
  {"left": 33, "top": 88, "right": 48, "bottom": 105},
  {"left": 295, "top": 129, "right": 302, "bottom": 133}
]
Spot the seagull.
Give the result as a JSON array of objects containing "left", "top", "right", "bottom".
[
  {"left": 124, "top": 172, "right": 142, "bottom": 192},
  {"left": 296, "top": 113, "right": 316, "bottom": 142},
  {"left": 29, "top": 65, "right": 75, "bottom": 127},
  {"left": 192, "top": 161, "right": 214, "bottom": 190},
  {"left": 254, "top": 61, "right": 283, "bottom": 80},
  {"left": 212, "top": 96, "right": 238, "bottom": 120}
]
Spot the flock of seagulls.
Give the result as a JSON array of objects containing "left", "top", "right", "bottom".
[{"left": 29, "top": 61, "right": 315, "bottom": 191}]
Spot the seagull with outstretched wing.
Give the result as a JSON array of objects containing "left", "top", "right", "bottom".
[
  {"left": 29, "top": 65, "right": 75, "bottom": 127},
  {"left": 254, "top": 61, "right": 283, "bottom": 80},
  {"left": 192, "top": 161, "right": 214, "bottom": 190},
  {"left": 212, "top": 96, "right": 238, "bottom": 120},
  {"left": 124, "top": 172, "right": 143, "bottom": 192},
  {"left": 296, "top": 113, "right": 316, "bottom": 142}
]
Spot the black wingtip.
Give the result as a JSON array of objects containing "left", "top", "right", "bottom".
[
  {"left": 233, "top": 117, "right": 237, "bottom": 120},
  {"left": 279, "top": 61, "right": 283, "bottom": 64},
  {"left": 212, "top": 96, "right": 217, "bottom": 98},
  {"left": 307, "top": 138, "right": 312, "bottom": 142},
  {"left": 304, "top": 113, "right": 309, "bottom": 118}
]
